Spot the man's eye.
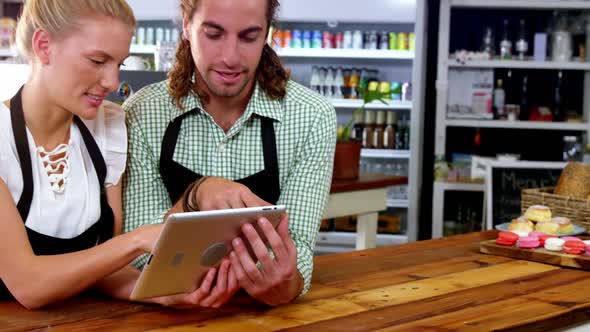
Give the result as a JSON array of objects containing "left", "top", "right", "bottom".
[
  {"left": 242, "top": 36, "right": 258, "bottom": 43},
  {"left": 90, "top": 59, "right": 105, "bottom": 65},
  {"left": 206, "top": 33, "right": 222, "bottom": 40}
]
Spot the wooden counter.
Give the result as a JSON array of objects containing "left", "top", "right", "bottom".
[
  {"left": 2, "top": 231, "right": 590, "bottom": 331},
  {"left": 325, "top": 173, "right": 408, "bottom": 250}
]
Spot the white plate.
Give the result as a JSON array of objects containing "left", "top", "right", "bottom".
[{"left": 495, "top": 223, "right": 586, "bottom": 236}]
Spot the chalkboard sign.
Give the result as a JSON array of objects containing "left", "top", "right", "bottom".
[{"left": 485, "top": 161, "right": 565, "bottom": 229}]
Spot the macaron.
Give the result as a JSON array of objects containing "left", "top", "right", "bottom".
[
  {"left": 510, "top": 230, "right": 529, "bottom": 238},
  {"left": 496, "top": 231, "right": 519, "bottom": 246},
  {"left": 538, "top": 234, "right": 557, "bottom": 246},
  {"left": 563, "top": 240, "right": 585, "bottom": 255},
  {"left": 529, "top": 231, "right": 546, "bottom": 238},
  {"left": 583, "top": 240, "right": 590, "bottom": 246},
  {"left": 561, "top": 236, "right": 582, "bottom": 242},
  {"left": 544, "top": 238, "right": 565, "bottom": 251},
  {"left": 518, "top": 236, "right": 541, "bottom": 249}
]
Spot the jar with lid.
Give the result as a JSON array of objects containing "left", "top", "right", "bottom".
[
  {"left": 384, "top": 111, "right": 397, "bottom": 149},
  {"left": 350, "top": 110, "right": 364, "bottom": 141},
  {"left": 372, "top": 111, "right": 386, "bottom": 149},
  {"left": 362, "top": 110, "right": 376, "bottom": 148},
  {"left": 563, "top": 136, "right": 583, "bottom": 161}
]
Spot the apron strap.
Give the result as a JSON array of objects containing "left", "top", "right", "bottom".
[
  {"left": 10, "top": 87, "right": 34, "bottom": 221},
  {"left": 73, "top": 117, "right": 106, "bottom": 187},
  {"left": 260, "top": 116, "right": 279, "bottom": 179}
]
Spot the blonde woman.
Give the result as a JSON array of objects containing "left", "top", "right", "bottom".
[{"left": 0, "top": 0, "right": 237, "bottom": 309}]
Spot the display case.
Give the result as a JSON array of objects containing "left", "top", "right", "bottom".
[{"left": 432, "top": 0, "right": 590, "bottom": 238}]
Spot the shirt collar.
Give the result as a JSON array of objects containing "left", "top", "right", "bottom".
[{"left": 169, "top": 81, "right": 283, "bottom": 123}]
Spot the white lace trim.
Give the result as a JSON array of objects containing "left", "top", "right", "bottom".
[{"left": 37, "top": 143, "right": 71, "bottom": 194}]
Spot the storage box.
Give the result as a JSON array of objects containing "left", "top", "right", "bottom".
[{"left": 447, "top": 69, "right": 494, "bottom": 119}]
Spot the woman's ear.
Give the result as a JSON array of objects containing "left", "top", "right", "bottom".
[
  {"left": 31, "top": 29, "right": 51, "bottom": 65},
  {"left": 182, "top": 15, "right": 191, "bottom": 41}
]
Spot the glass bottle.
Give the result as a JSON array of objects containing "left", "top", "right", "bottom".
[
  {"left": 500, "top": 19, "right": 512, "bottom": 59},
  {"left": 481, "top": 26, "right": 495, "bottom": 58},
  {"left": 332, "top": 67, "right": 344, "bottom": 99},
  {"left": 384, "top": 111, "right": 397, "bottom": 149},
  {"left": 395, "top": 117, "right": 406, "bottom": 150},
  {"left": 323, "top": 67, "right": 334, "bottom": 98},
  {"left": 553, "top": 70, "right": 564, "bottom": 121},
  {"left": 493, "top": 79, "right": 506, "bottom": 119},
  {"left": 515, "top": 19, "right": 528, "bottom": 60},
  {"left": 402, "top": 116, "right": 410, "bottom": 149},
  {"left": 372, "top": 110, "right": 386, "bottom": 149},
  {"left": 318, "top": 67, "right": 327, "bottom": 97},
  {"left": 350, "top": 110, "right": 364, "bottom": 141},
  {"left": 349, "top": 68, "right": 360, "bottom": 99},
  {"left": 309, "top": 66, "right": 321, "bottom": 94},
  {"left": 362, "top": 110, "right": 376, "bottom": 148},
  {"left": 519, "top": 74, "right": 529, "bottom": 121}
]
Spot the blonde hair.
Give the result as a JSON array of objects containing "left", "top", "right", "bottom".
[{"left": 16, "top": 0, "right": 137, "bottom": 59}]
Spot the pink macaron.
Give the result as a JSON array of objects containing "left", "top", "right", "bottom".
[
  {"left": 518, "top": 236, "right": 541, "bottom": 249},
  {"left": 529, "top": 231, "right": 546, "bottom": 238},
  {"left": 561, "top": 236, "right": 582, "bottom": 242}
]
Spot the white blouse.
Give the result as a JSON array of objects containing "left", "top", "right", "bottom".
[{"left": 0, "top": 101, "right": 127, "bottom": 239}]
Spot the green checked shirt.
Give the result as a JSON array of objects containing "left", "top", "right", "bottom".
[{"left": 122, "top": 79, "right": 336, "bottom": 296}]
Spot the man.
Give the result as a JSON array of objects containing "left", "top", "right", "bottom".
[{"left": 123, "top": 0, "right": 336, "bottom": 306}]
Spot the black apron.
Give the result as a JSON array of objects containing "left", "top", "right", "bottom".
[
  {"left": 0, "top": 87, "right": 115, "bottom": 300},
  {"left": 159, "top": 108, "right": 280, "bottom": 206}
]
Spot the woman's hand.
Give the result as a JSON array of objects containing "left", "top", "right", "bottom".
[
  {"left": 133, "top": 224, "right": 164, "bottom": 253},
  {"left": 146, "top": 259, "right": 240, "bottom": 309}
]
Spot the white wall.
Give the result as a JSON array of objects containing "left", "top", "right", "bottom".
[
  {"left": 126, "top": 0, "right": 180, "bottom": 21},
  {"left": 0, "top": 64, "right": 29, "bottom": 101},
  {"left": 126, "top": 0, "right": 416, "bottom": 23},
  {"left": 278, "top": 0, "right": 416, "bottom": 23}
]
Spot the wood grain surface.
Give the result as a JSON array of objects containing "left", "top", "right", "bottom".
[
  {"left": 330, "top": 174, "right": 407, "bottom": 193},
  {"left": 2, "top": 231, "right": 590, "bottom": 331}
]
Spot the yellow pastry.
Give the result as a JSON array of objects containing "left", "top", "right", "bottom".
[
  {"left": 523, "top": 205, "right": 552, "bottom": 222},
  {"left": 534, "top": 220, "right": 559, "bottom": 235},
  {"left": 508, "top": 217, "right": 534, "bottom": 233},
  {"left": 553, "top": 217, "right": 574, "bottom": 235}
]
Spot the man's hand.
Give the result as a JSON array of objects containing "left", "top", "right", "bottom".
[
  {"left": 148, "top": 259, "right": 239, "bottom": 308},
  {"left": 229, "top": 214, "right": 303, "bottom": 306},
  {"left": 195, "top": 177, "right": 270, "bottom": 210}
]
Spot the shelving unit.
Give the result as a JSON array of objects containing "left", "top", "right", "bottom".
[
  {"left": 276, "top": 0, "right": 427, "bottom": 252},
  {"left": 330, "top": 99, "right": 412, "bottom": 110},
  {"left": 361, "top": 149, "right": 410, "bottom": 159},
  {"left": 129, "top": 44, "right": 158, "bottom": 55},
  {"left": 450, "top": 0, "right": 590, "bottom": 10},
  {"left": 432, "top": 0, "right": 590, "bottom": 238},
  {"left": 0, "top": 48, "right": 17, "bottom": 58},
  {"left": 276, "top": 48, "right": 414, "bottom": 60},
  {"left": 387, "top": 199, "right": 410, "bottom": 208},
  {"left": 448, "top": 59, "right": 590, "bottom": 71},
  {"left": 315, "top": 232, "right": 408, "bottom": 254},
  {"left": 445, "top": 119, "right": 589, "bottom": 131}
]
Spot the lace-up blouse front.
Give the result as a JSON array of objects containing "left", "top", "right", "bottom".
[{"left": 0, "top": 101, "right": 127, "bottom": 239}]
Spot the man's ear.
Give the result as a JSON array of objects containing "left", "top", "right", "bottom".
[{"left": 31, "top": 29, "right": 52, "bottom": 65}]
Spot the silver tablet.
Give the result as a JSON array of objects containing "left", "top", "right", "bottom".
[{"left": 130, "top": 205, "right": 287, "bottom": 300}]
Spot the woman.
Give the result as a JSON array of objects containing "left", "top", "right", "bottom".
[{"left": 0, "top": 0, "right": 237, "bottom": 309}]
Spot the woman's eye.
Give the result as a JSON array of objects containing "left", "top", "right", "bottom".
[{"left": 90, "top": 59, "right": 105, "bottom": 65}]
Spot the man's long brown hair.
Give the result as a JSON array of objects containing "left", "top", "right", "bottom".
[{"left": 167, "top": 0, "right": 289, "bottom": 109}]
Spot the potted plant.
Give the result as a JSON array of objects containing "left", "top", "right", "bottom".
[{"left": 333, "top": 87, "right": 388, "bottom": 180}]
